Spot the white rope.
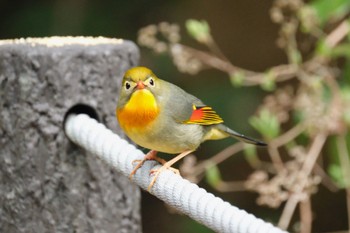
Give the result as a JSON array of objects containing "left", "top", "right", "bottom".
[{"left": 65, "top": 114, "right": 287, "bottom": 233}]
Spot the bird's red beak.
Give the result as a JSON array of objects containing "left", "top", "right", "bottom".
[{"left": 136, "top": 81, "right": 145, "bottom": 89}]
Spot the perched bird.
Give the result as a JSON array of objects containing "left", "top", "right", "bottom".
[{"left": 116, "top": 67, "right": 266, "bottom": 190}]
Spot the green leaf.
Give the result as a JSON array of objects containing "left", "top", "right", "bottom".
[
  {"left": 244, "top": 144, "right": 257, "bottom": 157},
  {"left": 243, "top": 144, "right": 260, "bottom": 168},
  {"left": 298, "top": 6, "right": 320, "bottom": 33},
  {"left": 328, "top": 163, "right": 346, "bottom": 188},
  {"left": 341, "top": 86, "right": 350, "bottom": 101},
  {"left": 261, "top": 71, "right": 276, "bottom": 91},
  {"left": 249, "top": 109, "right": 280, "bottom": 140},
  {"left": 205, "top": 163, "right": 221, "bottom": 188},
  {"left": 316, "top": 39, "right": 332, "bottom": 57},
  {"left": 229, "top": 71, "right": 245, "bottom": 87},
  {"left": 343, "top": 110, "right": 350, "bottom": 126},
  {"left": 342, "top": 59, "right": 350, "bottom": 84},
  {"left": 289, "top": 49, "right": 302, "bottom": 65},
  {"left": 331, "top": 44, "right": 350, "bottom": 58},
  {"left": 341, "top": 86, "right": 350, "bottom": 125},
  {"left": 186, "top": 19, "right": 211, "bottom": 43},
  {"left": 310, "top": 0, "right": 350, "bottom": 25}
]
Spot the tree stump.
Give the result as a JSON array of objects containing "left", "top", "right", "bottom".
[{"left": 0, "top": 37, "right": 142, "bottom": 233}]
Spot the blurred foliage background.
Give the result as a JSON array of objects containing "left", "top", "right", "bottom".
[{"left": 1, "top": 0, "right": 350, "bottom": 232}]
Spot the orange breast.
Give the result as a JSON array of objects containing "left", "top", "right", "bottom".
[{"left": 117, "top": 89, "right": 160, "bottom": 132}]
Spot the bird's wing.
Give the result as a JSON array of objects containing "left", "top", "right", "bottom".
[
  {"left": 161, "top": 80, "right": 223, "bottom": 126},
  {"left": 182, "top": 104, "right": 223, "bottom": 125}
]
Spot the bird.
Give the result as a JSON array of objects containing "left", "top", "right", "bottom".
[{"left": 116, "top": 66, "right": 266, "bottom": 191}]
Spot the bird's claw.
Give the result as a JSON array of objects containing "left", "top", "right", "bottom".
[
  {"left": 132, "top": 159, "right": 142, "bottom": 165},
  {"left": 148, "top": 166, "right": 180, "bottom": 191},
  {"left": 149, "top": 167, "right": 180, "bottom": 176},
  {"left": 129, "top": 159, "right": 146, "bottom": 180}
]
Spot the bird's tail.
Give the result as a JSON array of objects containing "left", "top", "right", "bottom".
[{"left": 218, "top": 124, "right": 267, "bottom": 146}]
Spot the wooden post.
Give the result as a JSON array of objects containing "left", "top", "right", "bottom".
[{"left": 0, "top": 37, "right": 142, "bottom": 233}]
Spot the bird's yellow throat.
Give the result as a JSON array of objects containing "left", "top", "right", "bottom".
[{"left": 117, "top": 89, "right": 159, "bottom": 131}]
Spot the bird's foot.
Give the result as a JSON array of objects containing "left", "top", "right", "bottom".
[
  {"left": 129, "top": 159, "right": 146, "bottom": 179},
  {"left": 129, "top": 150, "right": 163, "bottom": 179},
  {"left": 150, "top": 166, "right": 180, "bottom": 176},
  {"left": 147, "top": 150, "right": 193, "bottom": 191},
  {"left": 148, "top": 165, "right": 180, "bottom": 191}
]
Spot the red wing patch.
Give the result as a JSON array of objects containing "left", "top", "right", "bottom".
[{"left": 183, "top": 104, "right": 224, "bottom": 125}]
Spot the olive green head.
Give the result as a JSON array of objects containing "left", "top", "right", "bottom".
[{"left": 117, "top": 66, "right": 164, "bottom": 108}]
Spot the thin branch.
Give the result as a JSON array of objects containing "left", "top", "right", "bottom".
[
  {"left": 300, "top": 197, "right": 313, "bottom": 233},
  {"left": 245, "top": 64, "right": 298, "bottom": 83},
  {"left": 313, "top": 163, "right": 339, "bottom": 192},
  {"left": 278, "top": 133, "right": 328, "bottom": 230},
  {"left": 301, "top": 133, "right": 327, "bottom": 177},
  {"left": 336, "top": 136, "right": 350, "bottom": 231},
  {"left": 178, "top": 44, "right": 255, "bottom": 75},
  {"left": 279, "top": 194, "right": 300, "bottom": 230},
  {"left": 205, "top": 35, "right": 231, "bottom": 63},
  {"left": 337, "top": 136, "right": 350, "bottom": 186},
  {"left": 215, "top": 180, "right": 246, "bottom": 192},
  {"left": 192, "top": 142, "right": 245, "bottom": 177},
  {"left": 270, "top": 123, "right": 306, "bottom": 148},
  {"left": 178, "top": 44, "right": 298, "bottom": 85},
  {"left": 267, "top": 146, "right": 285, "bottom": 172},
  {"left": 174, "top": 19, "right": 349, "bottom": 87},
  {"left": 325, "top": 20, "right": 350, "bottom": 48},
  {"left": 266, "top": 123, "right": 307, "bottom": 173}
]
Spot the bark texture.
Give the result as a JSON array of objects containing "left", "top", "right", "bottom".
[{"left": 0, "top": 37, "right": 141, "bottom": 233}]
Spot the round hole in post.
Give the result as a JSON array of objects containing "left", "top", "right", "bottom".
[
  {"left": 64, "top": 103, "right": 99, "bottom": 122},
  {"left": 63, "top": 103, "right": 99, "bottom": 139}
]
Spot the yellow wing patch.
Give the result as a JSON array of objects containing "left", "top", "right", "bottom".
[{"left": 183, "top": 105, "right": 224, "bottom": 125}]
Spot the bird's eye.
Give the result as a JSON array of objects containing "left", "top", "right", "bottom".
[
  {"left": 149, "top": 78, "right": 155, "bottom": 86},
  {"left": 125, "top": 81, "right": 131, "bottom": 90}
]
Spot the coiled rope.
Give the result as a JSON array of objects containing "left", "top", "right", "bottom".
[{"left": 64, "top": 114, "right": 287, "bottom": 233}]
